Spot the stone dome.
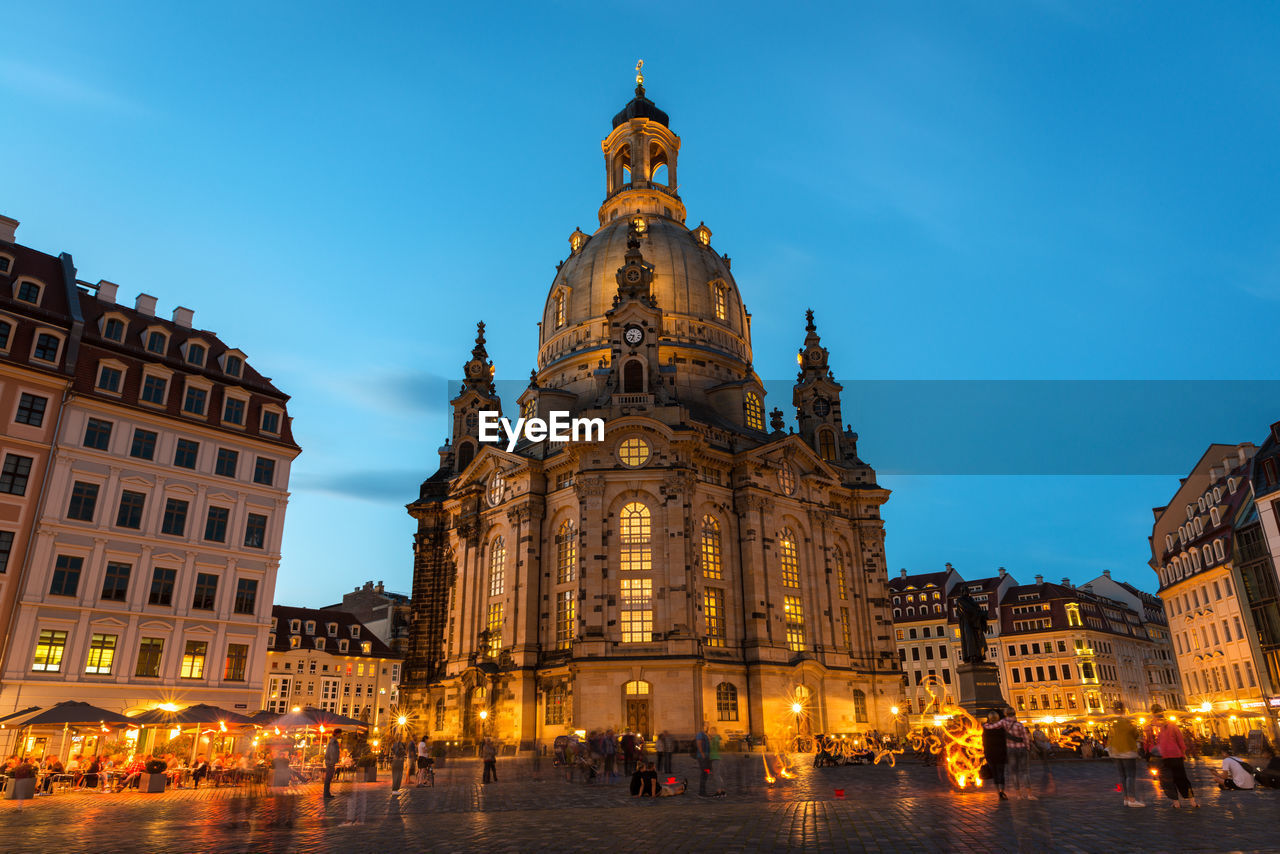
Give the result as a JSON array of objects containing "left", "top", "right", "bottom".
[
  {"left": 611, "top": 84, "right": 670, "bottom": 129},
  {"left": 537, "top": 215, "right": 752, "bottom": 375}
]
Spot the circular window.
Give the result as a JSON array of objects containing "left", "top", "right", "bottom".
[
  {"left": 618, "top": 437, "right": 651, "bottom": 468},
  {"left": 488, "top": 473, "right": 506, "bottom": 506},
  {"left": 778, "top": 462, "right": 796, "bottom": 495}
]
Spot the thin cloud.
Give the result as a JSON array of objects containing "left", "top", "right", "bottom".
[
  {"left": 292, "top": 469, "right": 422, "bottom": 504},
  {"left": 0, "top": 59, "right": 147, "bottom": 115}
]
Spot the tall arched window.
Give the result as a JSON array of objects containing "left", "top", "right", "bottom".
[
  {"left": 545, "top": 684, "right": 566, "bottom": 725},
  {"left": 556, "top": 521, "right": 577, "bottom": 584},
  {"left": 554, "top": 290, "right": 566, "bottom": 328},
  {"left": 716, "top": 682, "right": 739, "bottom": 721},
  {"left": 744, "top": 392, "right": 764, "bottom": 431},
  {"left": 779, "top": 529, "right": 800, "bottom": 587},
  {"left": 701, "top": 516, "right": 722, "bottom": 579},
  {"left": 818, "top": 428, "right": 837, "bottom": 461},
  {"left": 624, "top": 360, "right": 644, "bottom": 393},
  {"left": 457, "top": 441, "right": 475, "bottom": 471},
  {"left": 852, "top": 689, "right": 868, "bottom": 723},
  {"left": 833, "top": 549, "right": 847, "bottom": 600},
  {"left": 620, "top": 502, "right": 651, "bottom": 572},
  {"left": 434, "top": 698, "right": 445, "bottom": 731},
  {"left": 489, "top": 536, "right": 506, "bottom": 596}
]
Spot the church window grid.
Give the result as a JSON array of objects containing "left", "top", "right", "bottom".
[
  {"left": 545, "top": 684, "right": 567, "bottom": 725},
  {"left": 618, "top": 437, "right": 650, "bottom": 468},
  {"left": 488, "top": 473, "right": 505, "bottom": 506},
  {"left": 840, "top": 607, "right": 852, "bottom": 651},
  {"left": 779, "top": 530, "right": 800, "bottom": 587},
  {"left": 701, "top": 516, "right": 722, "bottom": 579},
  {"left": 784, "top": 595, "right": 805, "bottom": 652},
  {"left": 554, "top": 290, "right": 566, "bottom": 328},
  {"left": 619, "top": 502, "right": 652, "bottom": 572},
  {"left": 712, "top": 282, "right": 727, "bottom": 321},
  {"left": 744, "top": 392, "right": 764, "bottom": 431},
  {"left": 716, "top": 682, "right": 738, "bottom": 721},
  {"left": 835, "top": 550, "right": 847, "bottom": 599},
  {"left": 818, "top": 428, "right": 837, "bottom": 461},
  {"left": 556, "top": 590, "right": 576, "bottom": 651},
  {"left": 778, "top": 462, "right": 796, "bottom": 495},
  {"left": 486, "top": 602, "right": 504, "bottom": 656},
  {"left": 556, "top": 521, "right": 577, "bottom": 584},
  {"left": 488, "top": 536, "right": 506, "bottom": 597},
  {"left": 620, "top": 578, "right": 653, "bottom": 643},
  {"left": 704, "top": 587, "right": 726, "bottom": 647}
]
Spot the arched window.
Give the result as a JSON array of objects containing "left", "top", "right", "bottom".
[
  {"left": 624, "top": 679, "right": 650, "bottom": 696},
  {"left": 818, "top": 428, "right": 837, "bottom": 461},
  {"left": 1214, "top": 539, "right": 1225, "bottom": 561},
  {"left": 545, "top": 684, "right": 566, "bottom": 725},
  {"left": 852, "top": 689, "right": 868, "bottom": 723},
  {"left": 614, "top": 145, "right": 632, "bottom": 189},
  {"left": 434, "top": 698, "right": 445, "bottom": 731},
  {"left": 0, "top": 320, "right": 11, "bottom": 351},
  {"left": 833, "top": 549, "right": 847, "bottom": 600},
  {"left": 488, "top": 473, "right": 505, "bottom": 506},
  {"left": 623, "top": 359, "right": 644, "bottom": 393},
  {"left": 556, "top": 521, "right": 576, "bottom": 584},
  {"left": 716, "top": 682, "right": 739, "bottom": 721},
  {"left": 555, "top": 290, "right": 566, "bottom": 328},
  {"left": 711, "top": 282, "right": 727, "bottom": 321},
  {"left": 779, "top": 528, "right": 800, "bottom": 587},
  {"left": 489, "top": 536, "right": 506, "bottom": 596},
  {"left": 744, "top": 392, "right": 764, "bottom": 431},
  {"left": 620, "top": 502, "right": 651, "bottom": 572},
  {"left": 701, "top": 516, "right": 722, "bottom": 579}
]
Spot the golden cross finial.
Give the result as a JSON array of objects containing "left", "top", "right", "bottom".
[{"left": 635, "top": 59, "right": 644, "bottom": 87}]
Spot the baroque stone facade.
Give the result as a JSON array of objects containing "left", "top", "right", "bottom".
[{"left": 402, "top": 80, "right": 900, "bottom": 748}]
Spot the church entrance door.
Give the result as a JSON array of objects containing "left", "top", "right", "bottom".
[{"left": 626, "top": 699, "right": 650, "bottom": 739}]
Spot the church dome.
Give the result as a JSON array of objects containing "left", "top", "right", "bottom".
[
  {"left": 612, "top": 85, "right": 670, "bottom": 129},
  {"left": 537, "top": 215, "right": 752, "bottom": 374}
]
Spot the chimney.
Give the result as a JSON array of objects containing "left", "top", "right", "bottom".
[
  {"left": 899, "top": 568, "right": 907, "bottom": 579},
  {"left": 1062, "top": 577, "right": 1071, "bottom": 587},
  {"left": 998, "top": 567, "right": 1007, "bottom": 578},
  {"left": 1035, "top": 574, "right": 1044, "bottom": 585},
  {"left": 0, "top": 215, "right": 17, "bottom": 243},
  {"left": 1103, "top": 569, "right": 1112, "bottom": 579},
  {"left": 135, "top": 293, "right": 157, "bottom": 316},
  {"left": 172, "top": 306, "right": 193, "bottom": 328},
  {"left": 945, "top": 562, "right": 953, "bottom": 571},
  {"left": 95, "top": 280, "right": 118, "bottom": 304}
]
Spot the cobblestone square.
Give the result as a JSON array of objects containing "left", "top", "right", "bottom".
[{"left": 2, "top": 755, "right": 1276, "bottom": 853}]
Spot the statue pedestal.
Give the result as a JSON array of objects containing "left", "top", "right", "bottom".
[{"left": 956, "top": 662, "right": 1007, "bottom": 719}]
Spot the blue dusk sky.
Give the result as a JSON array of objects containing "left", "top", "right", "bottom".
[{"left": 4, "top": 3, "right": 1278, "bottom": 605}]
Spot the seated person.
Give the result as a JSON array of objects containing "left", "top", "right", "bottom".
[
  {"left": 120, "top": 756, "right": 146, "bottom": 789},
  {"left": 657, "top": 775, "right": 687, "bottom": 797},
  {"left": 1215, "top": 755, "right": 1256, "bottom": 790},
  {"left": 639, "top": 761, "right": 659, "bottom": 797},
  {"left": 629, "top": 761, "right": 646, "bottom": 796},
  {"left": 191, "top": 755, "right": 210, "bottom": 789},
  {"left": 1252, "top": 746, "right": 1280, "bottom": 789},
  {"left": 80, "top": 755, "right": 102, "bottom": 789},
  {"left": 39, "top": 755, "right": 64, "bottom": 794}
]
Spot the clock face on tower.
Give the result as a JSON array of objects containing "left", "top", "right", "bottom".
[
  {"left": 624, "top": 267, "right": 642, "bottom": 284},
  {"left": 624, "top": 326, "right": 644, "bottom": 346},
  {"left": 812, "top": 397, "right": 831, "bottom": 417}
]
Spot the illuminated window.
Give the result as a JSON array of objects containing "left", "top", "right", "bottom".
[
  {"left": 778, "top": 463, "right": 796, "bottom": 495},
  {"left": 620, "top": 579, "right": 653, "bottom": 642},
  {"left": 835, "top": 550, "right": 847, "bottom": 599},
  {"left": 852, "top": 689, "right": 868, "bottom": 723},
  {"left": 784, "top": 596, "right": 805, "bottom": 651},
  {"left": 701, "top": 516, "right": 722, "bottom": 579},
  {"left": 624, "top": 679, "right": 650, "bottom": 696},
  {"left": 713, "top": 283, "right": 727, "bottom": 321},
  {"left": 1066, "top": 604, "right": 1082, "bottom": 627},
  {"left": 556, "top": 521, "right": 576, "bottom": 583},
  {"left": 779, "top": 529, "right": 800, "bottom": 587},
  {"left": 489, "top": 536, "right": 506, "bottom": 596},
  {"left": 435, "top": 698, "right": 446, "bottom": 730},
  {"left": 716, "top": 682, "right": 738, "bottom": 721},
  {"left": 555, "top": 291, "right": 566, "bottom": 328},
  {"left": 840, "top": 607, "right": 852, "bottom": 650},
  {"left": 620, "top": 502, "right": 651, "bottom": 572},
  {"left": 84, "top": 633, "right": 117, "bottom": 675},
  {"left": 31, "top": 629, "right": 68, "bottom": 672},
  {"left": 546, "top": 684, "right": 567, "bottom": 724},
  {"left": 488, "top": 473, "right": 505, "bottom": 506},
  {"left": 745, "top": 392, "right": 764, "bottom": 431},
  {"left": 556, "top": 590, "right": 575, "bottom": 651},
  {"left": 486, "top": 602, "right": 504, "bottom": 656},
  {"left": 180, "top": 640, "right": 207, "bottom": 679},
  {"left": 618, "top": 437, "right": 650, "bottom": 467},
  {"left": 818, "top": 428, "right": 837, "bottom": 461},
  {"left": 704, "top": 587, "right": 726, "bottom": 647}
]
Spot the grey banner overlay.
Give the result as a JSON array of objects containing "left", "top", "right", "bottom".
[{"left": 447, "top": 380, "right": 1279, "bottom": 476}]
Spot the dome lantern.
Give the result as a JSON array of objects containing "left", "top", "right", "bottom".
[{"left": 599, "top": 64, "right": 686, "bottom": 227}]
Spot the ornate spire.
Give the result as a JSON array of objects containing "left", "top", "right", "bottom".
[
  {"left": 635, "top": 59, "right": 645, "bottom": 96},
  {"left": 796, "top": 309, "right": 830, "bottom": 380},
  {"left": 461, "top": 320, "right": 496, "bottom": 396}
]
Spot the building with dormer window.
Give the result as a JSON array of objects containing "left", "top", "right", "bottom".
[{"left": 402, "top": 77, "right": 901, "bottom": 748}]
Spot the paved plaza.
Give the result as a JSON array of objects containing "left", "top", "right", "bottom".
[{"left": 1, "top": 755, "right": 1276, "bottom": 853}]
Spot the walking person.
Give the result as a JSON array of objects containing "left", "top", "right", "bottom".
[
  {"left": 390, "top": 737, "right": 407, "bottom": 792},
  {"left": 980, "top": 710, "right": 1009, "bottom": 802},
  {"left": 416, "top": 736, "right": 431, "bottom": 786},
  {"left": 602, "top": 729, "right": 617, "bottom": 782},
  {"left": 1108, "top": 702, "right": 1145, "bottom": 807},
  {"left": 323, "top": 729, "right": 342, "bottom": 800},
  {"left": 481, "top": 737, "right": 498, "bottom": 784},
  {"left": 996, "top": 708, "right": 1034, "bottom": 799},
  {"left": 621, "top": 729, "right": 638, "bottom": 777},
  {"left": 1146, "top": 708, "right": 1198, "bottom": 808},
  {"left": 656, "top": 730, "right": 672, "bottom": 775},
  {"left": 695, "top": 726, "right": 713, "bottom": 796}
]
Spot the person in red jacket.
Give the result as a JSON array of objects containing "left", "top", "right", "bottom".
[{"left": 1144, "top": 707, "right": 1198, "bottom": 808}]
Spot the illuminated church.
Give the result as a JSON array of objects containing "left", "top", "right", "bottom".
[{"left": 402, "top": 71, "right": 901, "bottom": 747}]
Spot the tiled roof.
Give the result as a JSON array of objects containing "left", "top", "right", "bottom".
[{"left": 270, "top": 605, "right": 401, "bottom": 659}]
